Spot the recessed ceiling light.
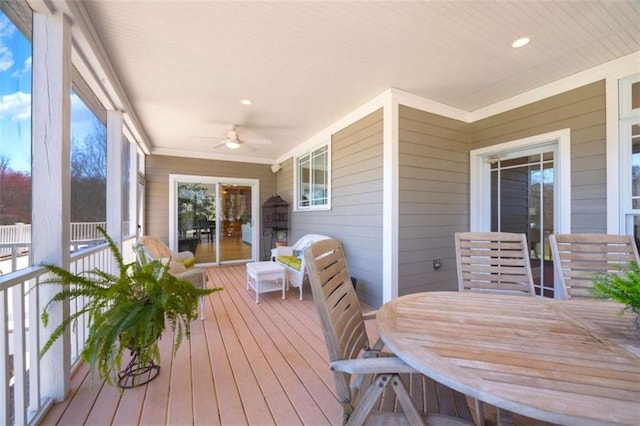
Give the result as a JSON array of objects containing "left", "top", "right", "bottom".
[
  {"left": 239, "top": 99, "right": 252, "bottom": 106},
  {"left": 511, "top": 37, "right": 530, "bottom": 48}
]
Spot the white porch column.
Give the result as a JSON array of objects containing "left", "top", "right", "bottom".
[
  {"left": 382, "top": 93, "right": 399, "bottom": 303},
  {"left": 106, "top": 111, "right": 124, "bottom": 250},
  {"left": 31, "top": 10, "right": 72, "bottom": 400}
]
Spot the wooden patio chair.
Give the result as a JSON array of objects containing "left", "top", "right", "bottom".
[
  {"left": 304, "top": 238, "right": 473, "bottom": 426},
  {"left": 455, "top": 231, "right": 535, "bottom": 425},
  {"left": 549, "top": 233, "right": 640, "bottom": 299},
  {"left": 455, "top": 232, "right": 535, "bottom": 296}
]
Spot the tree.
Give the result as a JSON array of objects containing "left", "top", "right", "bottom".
[
  {"left": 0, "top": 155, "right": 31, "bottom": 225},
  {"left": 70, "top": 122, "right": 107, "bottom": 223}
]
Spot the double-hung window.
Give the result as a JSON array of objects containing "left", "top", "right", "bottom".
[{"left": 295, "top": 144, "right": 330, "bottom": 211}]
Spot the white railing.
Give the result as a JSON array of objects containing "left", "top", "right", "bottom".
[
  {"left": 69, "top": 222, "right": 107, "bottom": 242},
  {"left": 0, "top": 235, "right": 137, "bottom": 425},
  {"left": 0, "top": 224, "right": 30, "bottom": 257},
  {"left": 0, "top": 222, "right": 111, "bottom": 277}
]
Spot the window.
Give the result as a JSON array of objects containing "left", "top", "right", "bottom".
[
  {"left": 295, "top": 144, "right": 330, "bottom": 211},
  {"left": 620, "top": 73, "right": 640, "bottom": 240},
  {"left": 123, "top": 137, "right": 132, "bottom": 236},
  {"left": 0, "top": 8, "right": 32, "bottom": 274},
  {"left": 70, "top": 89, "right": 106, "bottom": 251}
]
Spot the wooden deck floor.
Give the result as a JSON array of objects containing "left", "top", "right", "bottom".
[{"left": 39, "top": 265, "right": 552, "bottom": 426}]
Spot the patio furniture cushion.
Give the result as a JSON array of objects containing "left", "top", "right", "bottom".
[
  {"left": 138, "top": 236, "right": 196, "bottom": 269},
  {"left": 276, "top": 255, "right": 301, "bottom": 271},
  {"left": 271, "top": 234, "right": 331, "bottom": 300}
]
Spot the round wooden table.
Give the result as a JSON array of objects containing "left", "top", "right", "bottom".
[{"left": 376, "top": 291, "right": 640, "bottom": 425}]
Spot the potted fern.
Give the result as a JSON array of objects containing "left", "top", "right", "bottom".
[
  {"left": 39, "top": 228, "right": 220, "bottom": 388},
  {"left": 592, "top": 261, "right": 640, "bottom": 331}
]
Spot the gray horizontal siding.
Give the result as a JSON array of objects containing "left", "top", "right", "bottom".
[
  {"left": 398, "top": 105, "right": 469, "bottom": 296},
  {"left": 279, "top": 109, "right": 384, "bottom": 307},
  {"left": 145, "top": 155, "right": 276, "bottom": 257},
  {"left": 470, "top": 80, "right": 607, "bottom": 234}
]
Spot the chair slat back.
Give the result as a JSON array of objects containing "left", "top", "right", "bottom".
[
  {"left": 549, "top": 233, "right": 640, "bottom": 299},
  {"left": 304, "top": 238, "right": 369, "bottom": 363},
  {"left": 455, "top": 232, "right": 535, "bottom": 295}
]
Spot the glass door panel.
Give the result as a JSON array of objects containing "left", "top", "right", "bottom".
[
  {"left": 219, "top": 183, "right": 252, "bottom": 263},
  {"left": 490, "top": 152, "right": 555, "bottom": 297},
  {"left": 177, "top": 182, "right": 217, "bottom": 263},
  {"left": 171, "top": 175, "right": 257, "bottom": 265}
]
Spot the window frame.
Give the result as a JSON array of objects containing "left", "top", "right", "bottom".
[
  {"left": 293, "top": 143, "right": 331, "bottom": 212},
  {"left": 619, "top": 73, "right": 640, "bottom": 235}
]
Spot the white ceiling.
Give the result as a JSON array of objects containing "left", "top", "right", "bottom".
[{"left": 80, "top": 0, "right": 640, "bottom": 163}]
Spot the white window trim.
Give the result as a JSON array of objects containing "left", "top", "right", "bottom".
[
  {"left": 616, "top": 73, "right": 640, "bottom": 235},
  {"left": 293, "top": 143, "right": 332, "bottom": 211},
  {"left": 469, "top": 129, "right": 572, "bottom": 234},
  {"left": 168, "top": 174, "right": 260, "bottom": 263}
]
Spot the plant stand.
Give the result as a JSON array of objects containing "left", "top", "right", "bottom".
[{"left": 117, "top": 351, "right": 160, "bottom": 389}]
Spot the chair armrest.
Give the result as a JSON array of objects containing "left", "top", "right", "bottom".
[
  {"left": 330, "top": 357, "right": 417, "bottom": 375},
  {"left": 174, "top": 251, "right": 195, "bottom": 261},
  {"left": 273, "top": 247, "right": 294, "bottom": 257},
  {"left": 362, "top": 310, "right": 377, "bottom": 321},
  {"left": 172, "top": 268, "right": 207, "bottom": 289},
  {"left": 160, "top": 257, "right": 187, "bottom": 274}
]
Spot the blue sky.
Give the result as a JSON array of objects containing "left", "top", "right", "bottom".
[
  {"left": 1, "top": 11, "right": 102, "bottom": 173},
  {"left": 0, "top": 12, "right": 31, "bottom": 172}
]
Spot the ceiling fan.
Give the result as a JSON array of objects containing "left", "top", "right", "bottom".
[{"left": 212, "top": 124, "right": 271, "bottom": 151}]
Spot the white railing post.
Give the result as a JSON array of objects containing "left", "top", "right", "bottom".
[
  {"left": 0, "top": 290, "right": 9, "bottom": 423},
  {"left": 107, "top": 111, "right": 124, "bottom": 258},
  {"left": 31, "top": 9, "right": 72, "bottom": 401}
]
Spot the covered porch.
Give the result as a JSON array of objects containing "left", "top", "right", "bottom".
[{"left": 38, "top": 264, "right": 545, "bottom": 426}]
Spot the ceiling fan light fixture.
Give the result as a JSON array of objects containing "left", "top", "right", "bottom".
[
  {"left": 511, "top": 36, "right": 530, "bottom": 48},
  {"left": 226, "top": 139, "right": 240, "bottom": 149}
]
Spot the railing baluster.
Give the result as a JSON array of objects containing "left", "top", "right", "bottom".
[
  {"left": 29, "top": 277, "right": 40, "bottom": 417},
  {"left": 0, "top": 289, "right": 9, "bottom": 425},
  {"left": 12, "top": 282, "right": 26, "bottom": 425},
  {"left": 0, "top": 235, "right": 135, "bottom": 422}
]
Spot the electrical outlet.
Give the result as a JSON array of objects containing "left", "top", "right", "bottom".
[{"left": 433, "top": 259, "right": 442, "bottom": 270}]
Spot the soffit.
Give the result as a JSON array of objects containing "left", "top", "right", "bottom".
[{"left": 80, "top": 1, "right": 640, "bottom": 162}]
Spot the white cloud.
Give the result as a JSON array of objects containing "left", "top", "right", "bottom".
[
  {"left": 12, "top": 55, "right": 31, "bottom": 78},
  {"left": 0, "top": 45, "right": 14, "bottom": 71},
  {"left": 0, "top": 91, "right": 31, "bottom": 121},
  {"left": 0, "top": 14, "right": 16, "bottom": 38},
  {"left": 0, "top": 14, "right": 17, "bottom": 71}
]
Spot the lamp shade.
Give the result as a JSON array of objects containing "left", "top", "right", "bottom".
[{"left": 226, "top": 139, "right": 240, "bottom": 149}]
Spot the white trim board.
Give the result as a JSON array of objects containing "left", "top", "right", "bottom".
[
  {"left": 469, "top": 129, "right": 572, "bottom": 234},
  {"left": 155, "top": 147, "right": 274, "bottom": 165},
  {"left": 168, "top": 174, "right": 260, "bottom": 264}
]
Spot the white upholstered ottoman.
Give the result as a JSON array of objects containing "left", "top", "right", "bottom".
[{"left": 246, "top": 261, "right": 286, "bottom": 303}]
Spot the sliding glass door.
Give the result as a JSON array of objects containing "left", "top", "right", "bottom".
[{"left": 170, "top": 175, "right": 258, "bottom": 265}]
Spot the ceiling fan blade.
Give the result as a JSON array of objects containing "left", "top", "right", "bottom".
[
  {"left": 244, "top": 137, "right": 272, "bottom": 145},
  {"left": 244, "top": 143, "right": 258, "bottom": 152}
]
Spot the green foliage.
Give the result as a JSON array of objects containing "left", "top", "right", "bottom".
[
  {"left": 39, "top": 227, "right": 221, "bottom": 386},
  {"left": 592, "top": 261, "right": 640, "bottom": 316}
]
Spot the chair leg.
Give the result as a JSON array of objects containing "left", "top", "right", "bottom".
[
  {"left": 390, "top": 374, "right": 425, "bottom": 425},
  {"left": 497, "top": 408, "right": 514, "bottom": 426},
  {"left": 346, "top": 374, "right": 393, "bottom": 425},
  {"left": 199, "top": 295, "right": 205, "bottom": 320},
  {"left": 474, "top": 399, "right": 485, "bottom": 426}
]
